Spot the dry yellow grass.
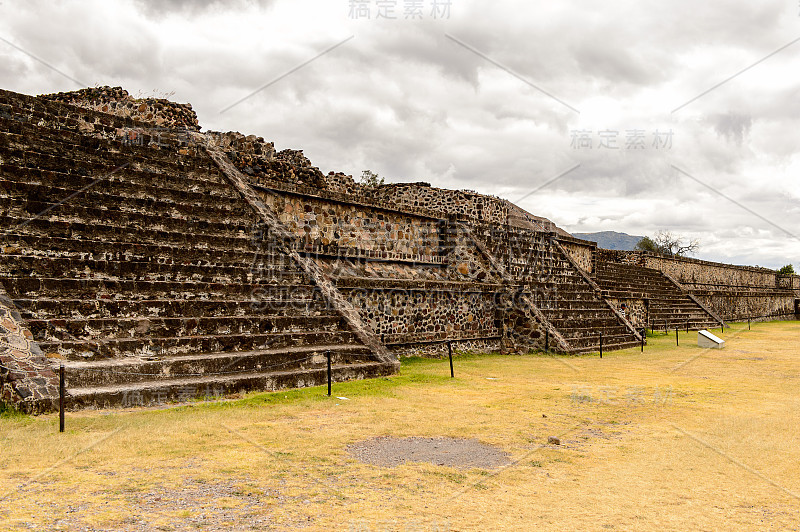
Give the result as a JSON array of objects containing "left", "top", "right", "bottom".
[{"left": 1, "top": 320, "right": 798, "bottom": 531}]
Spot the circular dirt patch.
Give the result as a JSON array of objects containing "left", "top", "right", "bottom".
[{"left": 348, "top": 436, "right": 510, "bottom": 470}]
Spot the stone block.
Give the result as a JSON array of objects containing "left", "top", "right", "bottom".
[{"left": 698, "top": 330, "right": 724, "bottom": 349}]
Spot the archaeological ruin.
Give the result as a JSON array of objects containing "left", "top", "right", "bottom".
[{"left": 1, "top": 87, "right": 798, "bottom": 413}]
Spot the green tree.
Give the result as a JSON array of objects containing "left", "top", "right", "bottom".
[
  {"left": 635, "top": 230, "right": 699, "bottom": 257},
  {"left": 635, "top": 236, "right": 659, "bottom": 253},
  {"left": 359, "top": 170, "right": 384, "bottom": 188},
  {"left": 778, "top": 264, "right": 795, "bottom": 275}
]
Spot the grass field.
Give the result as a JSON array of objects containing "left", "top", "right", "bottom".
[{"left": 1, "top": 320, "right": 799, "bottom": 531}]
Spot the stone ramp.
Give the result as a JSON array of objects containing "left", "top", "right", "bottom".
[
  {"left": 594, "top": 261, "right": 720, "bottom": 331},
  {"left": 0, "top": 88, "right": 393, "bottom": 410},
  {"left": 63, "top": 344, "right": 390, "bottom": 410},
  {"left": 474, "top": 226, "right": 640, "bottom": 354}
]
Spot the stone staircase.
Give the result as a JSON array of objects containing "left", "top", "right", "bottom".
[
  {"left": 0, "top": 90, "right": 392, "bottom": 410},
  {"left": 504, "top": 230, "right": 640, "bottom": 353},
  {"left": 594, "top": 261, "right": 720, "bottom": 331}
]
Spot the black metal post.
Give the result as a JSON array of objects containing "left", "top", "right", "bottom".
[
  {"left": 326, "top": 350, "right": 331, "bottom": 396},
  {"left": 641, "top": 328, "right": 645, "bottom": 352},
  {"left": 676, "top": 327, "right": 679, "bottom": 346},
  {"left": 748, "top": 318, "right": 750, "bottom": 330},
  {"left": 59, "top": 364, "right": 65, "bottom": 433},
  {"left": 447, "top": 341, "right": 454, "bottom": 378},
  {"left": 599, "top": 332, "right": 603, "bottom": 358},
  {"left": 686, "top": 321, "right": 689, "bottom": 333},
  {"left": 721, "top": 323, "right": 724, "bottom": 334}
]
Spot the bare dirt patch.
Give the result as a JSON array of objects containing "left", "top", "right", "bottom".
[{"left": 348, "top": 436, "right": 511, "bottom": 469}]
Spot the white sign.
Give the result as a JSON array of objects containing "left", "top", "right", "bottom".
[{"left": 698, "top": 330, "right": 725, "bottom": 349}]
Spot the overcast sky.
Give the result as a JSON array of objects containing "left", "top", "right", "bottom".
[{"left": 1, "top": 0, "right": 799, "bottom": 268}]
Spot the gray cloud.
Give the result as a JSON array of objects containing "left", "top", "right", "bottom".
[
  {"left": 711, "top": 112, "right": 752, "bottom": 145},
  {"left": 0, "top": 0, "right": 797, "bottom": 268},
  {"left": 132, "top": 0, "right": 275, "bottom": 17}
]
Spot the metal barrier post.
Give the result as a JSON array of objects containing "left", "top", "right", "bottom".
[
  {"left": 59, "top": 364, "right": 65, "bottom": 433},
  {"left": 599, "top": 332, "right": 603, "bottom": 358},
  {"left": 326, "top": 350, "right": 332, "bottom": 396},
  {"left": 447, "top": 341, "right": 454, "bottom": 378}
]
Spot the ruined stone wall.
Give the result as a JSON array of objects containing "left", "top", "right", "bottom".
[
  {"left": 243, "top": 177, "right": 553, "bottom": 355},
  {"left": 778, "top": 275, "right": 800, "bottom": 291},
  {"left": 643, "top": 254, "right": 778, "bottom": 289},
  {"left": 40, "top": 86, "right": 199, "bottom": 130},
  {"left": 691, "top": 290, "right": 796, "bottom": 322},
  {"left": 557, "top": 237, "right": 595, "bottom": 274},
  {"left": 597, "top": 249, "right": 798, "bottom": 321},
  {"left": 252, "top": 184, "right": 525, "bottom": 353},
  {"left": 0, "top": 290, "right": 58, "bottom": 414},
  {"left": 206, "top": 131, "right": 512, "bottom": 225},
  {"left": 343, "top": 282, "right": 504, "bottom": 346},
  {"left": 259, "top": 190, "right": 443, "bottom": 262},
  {"left": 606, "top": 298, "right": 647, "bottom": 329},
  {"left": 370, "top": 184, "right": 509, "bottom": 224},
  {"left": 596, "top": 249, "right": 647, "bottom": 266}
]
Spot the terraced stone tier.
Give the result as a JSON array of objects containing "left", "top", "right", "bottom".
[
  {"left": 0, "top": 90, "right": 391, "bottom": 410},
  {"left": 595, "top": 261, "right": 719, "bottom": 330},
  {"left": 502, "top": 231, "right": 640, "bottom": 353},
  {"left": 65, "top": 347, "right": 392, "bottom": 411}
]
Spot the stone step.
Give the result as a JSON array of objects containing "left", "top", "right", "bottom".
[
  {"left": 544, "top": 316, "right": 627, "bottom": 330},
  {"left": 550, "top": 293, "right": 605, "bottom": 303},
  {"left": 595, "top": 275, "right": 671, "bottom": 285},
  {"left": 1, "top": 193, "right": 254, "bottom": 239},
  {"left": 525, "top": 278, "right": 588, "bottom": 288},
  {"left": 597, "top": 278, "right": 668, "bottom": 286},
  {"left": 27, "top": 314, "right": 346, "bottom": 343},
  {"left": 1, "top": 234, "right": 287, "bottom": 266},
  {"left": 1, "top": 276, "right": 317, "bottom": 300},
  {"left": 0, "top": 122, "right": 221, "bottom": 182},
  {"left": 0, "top": 254, "right": 307, "bottom": 284},
  {"left": 64, "top": 361, "right": 393, "bottom": 411},
  {"left": 0, "top": 215, "right": 258, "bottom": 252},
  {"left": 0, "top": 160, "right": 240, "bottom": 213},
  {"left": 63, "top": 344, "right": 372, "bottom": 388},
  {"left": 557, "top": 323, "right": 632, "bottom": 336},
  {"left": 566, "top": 340, "right": 641, "bottom": 354},
  {"left": 564, "top": 333, "right": 638, "bottom": 346},
  {"left": 649, "top": 306, "right": 710, "bottom": 316},
  {"left": 597, "top": 263, "right": 662, "bottom": 274},
  {"left": 537, "top": 300, "right": 609, "bottom": 310},
  {"left": 648, "top": 298, "right": 700, "bottom": 306},
  {"left": 38, "top": 330, "right": 359, "bottom": 360},
  {"left": 0, "top": 176, "right": 254, "bottom": 223},
  {"left": 537, "top": 308, "right": 618, "bottom": 319},
  {"left": 647, "top": 321, "right": 719, "bottom": 331},
  {"left": 654, "top": 314, "right": 713, "bottom": 323},
  {"left": 13, "top": 296, "right": 327, "bottom": 320},
  {"left": 602, "top": 289, "right": 683, "bottom": 299},
  {"left": 0, "top": 147, "right": 231, "bottom": 196},
  {"left": 0, "top": 123, "right": 212, "bottom": 165},
  {"left": 649, "top": 313, "right": 712, "bottom": 321}
]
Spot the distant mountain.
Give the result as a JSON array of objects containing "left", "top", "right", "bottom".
[{"left": 571, "top": 231, "right": 644, "bottom": 251}]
